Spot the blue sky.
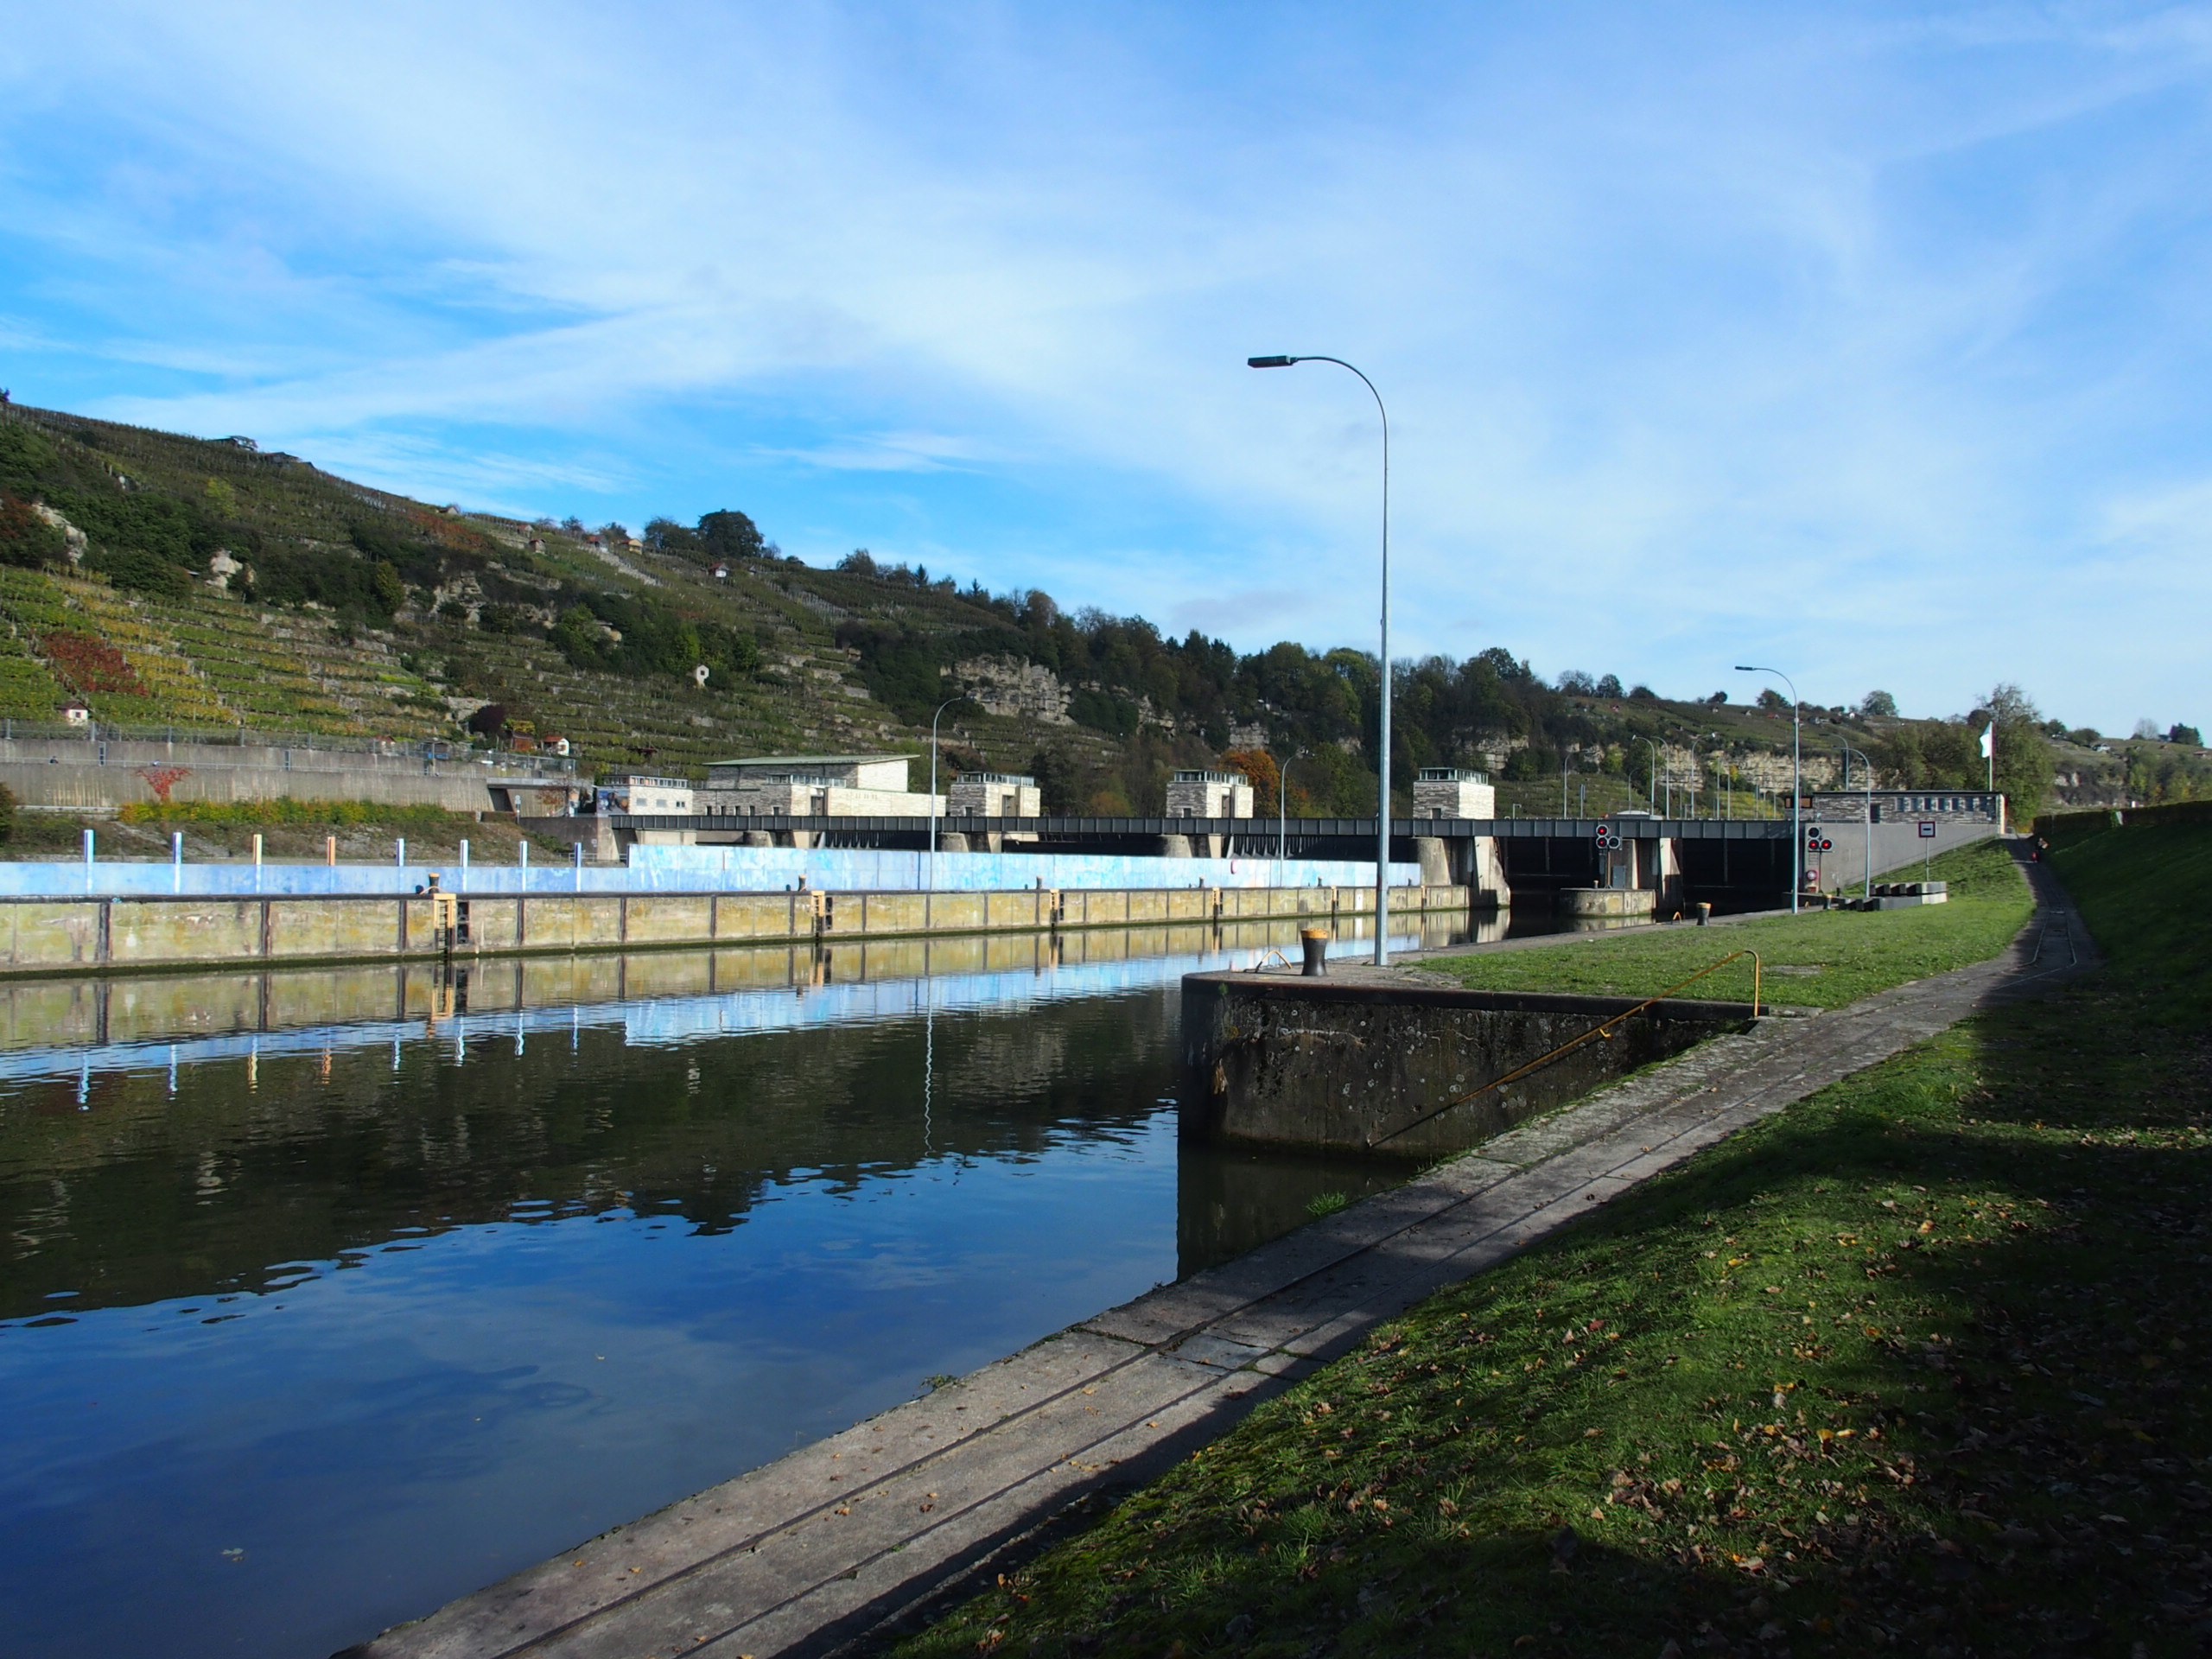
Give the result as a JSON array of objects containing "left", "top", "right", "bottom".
[{"left": 2, "top": 3, "right": 2208, "bottom": 734}]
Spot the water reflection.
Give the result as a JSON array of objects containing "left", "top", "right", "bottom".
[{"left": 0, "top": 913, "right": 1468, "bottom": 1659}]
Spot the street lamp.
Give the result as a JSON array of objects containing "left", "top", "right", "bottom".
[
  {"left": 1838, "top": 741, "right": 1873, "bottom": 897},
  {"left": 1249, "top": 353, "right": 1393, "bottom": 964},
  {"left": 1274, "top": 751, "right": 1291, "bottom": 865},
  {"left": 1737, "top": 665, "right": 1802, "bottom": 913},
  {"left": 926, "top": 694, "right": 973, "bottom": 893},
  {"left": 1640, "top": 737, "right": 1661, "bottom": 813}
]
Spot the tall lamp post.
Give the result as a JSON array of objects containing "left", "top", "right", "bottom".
[
  {"left": 1839, "top": 741, "right": 1873, "bottom": 897},
  {"left": 1249, "top": 353, "right": 1393, "bottom": 964},
  {"left": 926, "top": 695, "right": 972, "bottom": 893},
  {"left": 1640, "top": 737, "right": 1661, "bottom": 813},
  {"left": 1274, "top": 752, "right": 1290, "bottom": 865},
  {"left": 1737, "top": 666, "right": 1802, "bottom": 913}
]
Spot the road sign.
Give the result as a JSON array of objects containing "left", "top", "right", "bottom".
[{"left": 1918, "top": 821, "right": 1937, "bottom": 839}]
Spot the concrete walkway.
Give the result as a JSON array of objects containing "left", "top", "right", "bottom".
[{"left": 344, "top": 855, "right": 2091, "bottom": 1659}]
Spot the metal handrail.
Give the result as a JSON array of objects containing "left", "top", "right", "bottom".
[{"left": 1366, "top": 949, "right": 1764, "bottom": 1148}]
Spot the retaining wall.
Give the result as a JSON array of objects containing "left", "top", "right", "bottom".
[{"left": 1181, "top": 972, "right": 1757, "bottom": 1156}]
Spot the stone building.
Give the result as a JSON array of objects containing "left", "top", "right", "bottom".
[
  {"left": 1411, "top": 766, "right": 1495, "bottom": 819},
  {"left": 1166, "top": 769, "right": 1254, "bottom": 817},
  {"left": 947, "top": 772, "right": 1041, "bottom": 817},
  {"left": 701, "top": 753, "right": 941, "bottom": 818}
]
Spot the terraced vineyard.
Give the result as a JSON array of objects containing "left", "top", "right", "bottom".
[{"left": 0, "top": 397, "right": 1857, "bottom": 814}]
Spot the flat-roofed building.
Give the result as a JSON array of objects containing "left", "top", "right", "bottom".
[
  {"left": 701, "top": 753, "right": 940, "bottom": 817},
  {"left": 595, "top": 774, "right": 694, "bottom": 815},
  {"left": 1412, "top": 766, "right": 1495, "bottom": 820},
  {"left": 1166, "top": 768, "right": 1253, "bottom": 818},
  {"left": 947, "top": 772, "right": 1041, "bottom": 817}
]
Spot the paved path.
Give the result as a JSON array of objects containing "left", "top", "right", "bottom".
[{"left": 344, "top": 854, "right": 2091, "bottom": 1659}]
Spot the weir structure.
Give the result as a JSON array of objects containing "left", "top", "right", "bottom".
[{"left": 588, "top": 811, "right": 1806, "bottom": 910}]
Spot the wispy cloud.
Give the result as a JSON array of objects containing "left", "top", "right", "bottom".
[{"left": 1, "top": 2, "right": 2208, "bottom": 728}]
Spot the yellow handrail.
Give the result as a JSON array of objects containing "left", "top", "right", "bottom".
[{"left": 1366, "top": 948, "right": 1763, "bottom": 1149}]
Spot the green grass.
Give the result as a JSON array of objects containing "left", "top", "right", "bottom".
[
  {"left": 1427, "top": 840, "right": 2031, "bottom": 1010},
  {"left": 899, "top": 826, "right": 2212, "bottom": 1658}
]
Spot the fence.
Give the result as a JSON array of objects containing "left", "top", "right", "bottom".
[
  {"left": 2035, "top": 799, "right": 2212, "bottom": 844},
  {"left": 0, "top": 836, "right": 1417, "bottom": 899},
  {"left": 0, "top": 729, "right": 575, "bottom": 779}
]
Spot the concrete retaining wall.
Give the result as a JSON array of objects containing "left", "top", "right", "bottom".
[
  {"left": 1802, "top": 817, "right": 1999, "bottom": 888},
  {"left": 0, "top": 735, "right": 567, "bottom": 812},
  {"left": 1181, "top": 973, "right": 1757, "bottom": 1156},
  {"left": 0, "top": 762, "right": 506, "bottom": 811},
  {"left": 0, "top": 883, "right": 1472, "bottom": 978}
]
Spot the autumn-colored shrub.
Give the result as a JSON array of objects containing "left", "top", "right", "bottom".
[{"left": 39, "top": 631, "right": 146, "bottom": 696}]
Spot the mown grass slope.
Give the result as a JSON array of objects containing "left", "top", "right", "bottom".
[
  {"left": 1428, "top": 839, "right": 2031, "bottom": 1011},
  {"left": 900, "top": 830, "right": 2212, "bottom": 1658}
]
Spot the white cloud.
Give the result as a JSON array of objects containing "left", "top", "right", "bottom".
[{"left": 1, "top": 3, "right": 2209, "bottom": 728}]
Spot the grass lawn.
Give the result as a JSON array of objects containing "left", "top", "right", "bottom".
[
  {"left": 899, "top": 825, "right": 2212, "bottom": 1659},
  {"left": 1427, "top": 839, "right": 2033, "bottom": 1010}
]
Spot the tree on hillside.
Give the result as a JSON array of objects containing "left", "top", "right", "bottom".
[
  {"left": 698, "top": 509, "right": 765, "bottom": 562},
  {"left": 1983, "top": 683, "right": 2055, "bottom": 821},
  {"left": 1221, "top": 748, "right": 1289, "bottom": 812},
  {"left": 645, "top": 518, "right": 702, "bottom": 556},
  {"left": 1859, "top": 690, "right": 1898, "bottom": 718}
]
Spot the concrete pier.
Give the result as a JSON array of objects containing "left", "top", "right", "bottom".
[
  {"left": 1557, "top": 886, "right": 1657, "bottom": 920},
  {"left": 1181, "top": 972, "right": 1754, "bottom": 1155}
]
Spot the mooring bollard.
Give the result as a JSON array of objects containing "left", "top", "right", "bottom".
[
  {"left": 1300, "top": 926, "right": 1329, "bottom": 977},
  {"left": 1695, "top": 901, "right": 1713, "bottom": 925}
]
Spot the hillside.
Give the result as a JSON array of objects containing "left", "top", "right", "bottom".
[{"left": 0, "top": 397, "right": 2164, "bottom": 818}]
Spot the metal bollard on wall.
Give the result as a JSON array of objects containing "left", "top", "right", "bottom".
[{"left": 1300, "top": 926, "right": 1329, "bottom": 977}]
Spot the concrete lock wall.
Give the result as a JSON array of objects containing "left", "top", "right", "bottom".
[
  {"left": 0, "top": 919, "right": 1444, "bottom": 1079},
  {"left": 1181, "top": 974, "right": 1757, "bottom": 1157},
  {"left": 1796, "top": 817, "right": 1999, "bottom": 890},
  {"left": 0, "top": 882, "right": 1474, "bottom": 978},
  {"left": 622, "top": 843, "right": 1423, "bottom": 893}
]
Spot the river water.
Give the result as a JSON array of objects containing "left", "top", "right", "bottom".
[{"left": 0, "top": 914, "right": 1509, "bottom": 1658}]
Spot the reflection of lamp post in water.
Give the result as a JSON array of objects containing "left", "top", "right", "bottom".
[{"left": 920, "top": 974, "right": 934, "bottom": 1160}]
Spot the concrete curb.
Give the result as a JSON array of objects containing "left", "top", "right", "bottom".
[{"left": 344, "top": 855, "right": 2090, "bottom": 1659}]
